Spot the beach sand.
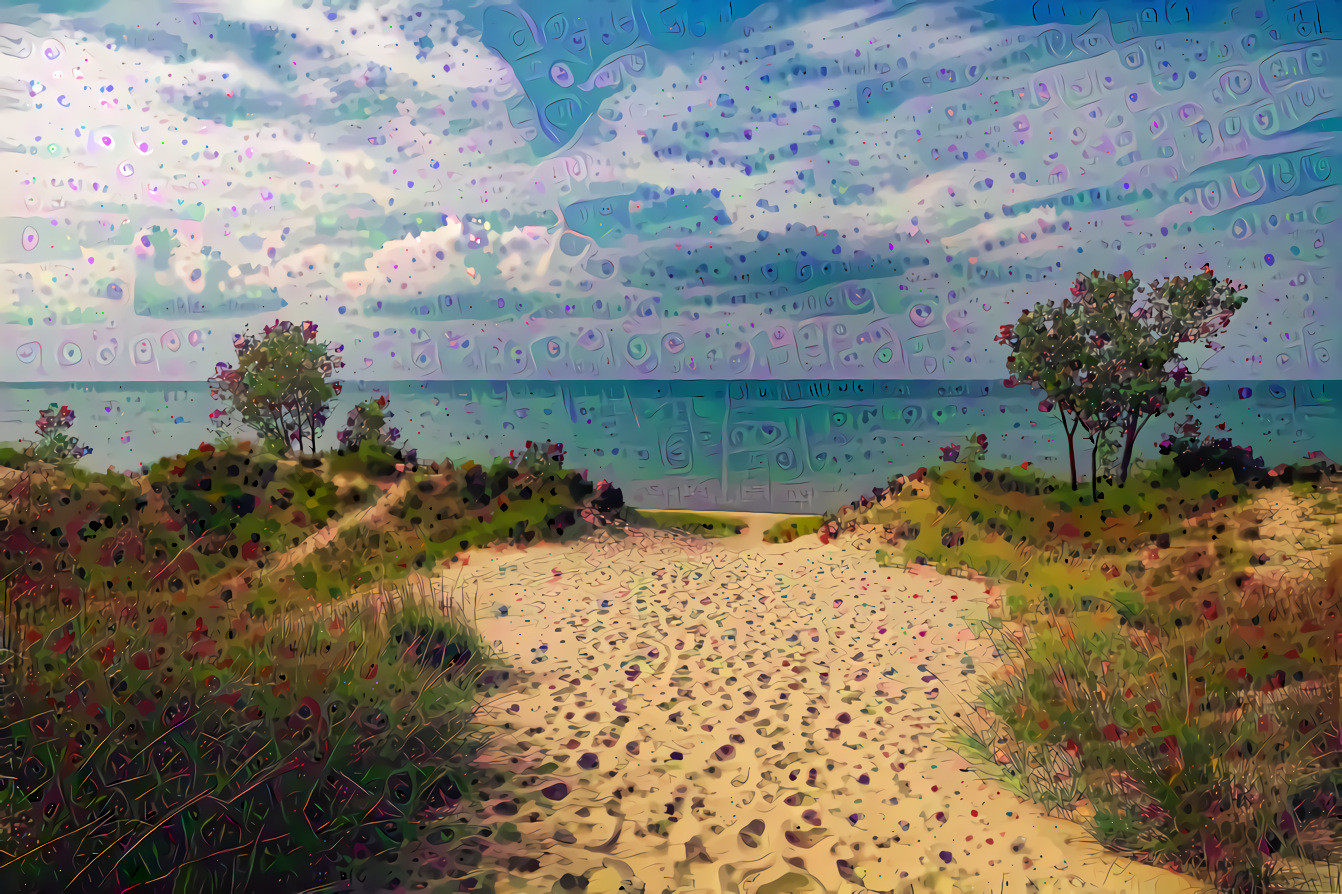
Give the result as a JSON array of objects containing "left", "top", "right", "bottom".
[{"left": 446, "top": 517, "right": 1206, "bottom": 894}]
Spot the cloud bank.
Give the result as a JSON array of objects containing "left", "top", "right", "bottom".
[{"left": 0, "top": 0, "right": 1337, "bottom": 381}]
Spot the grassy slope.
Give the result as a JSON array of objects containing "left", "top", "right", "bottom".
[
  {"left": 0, "top": 440, "right": 620, "bottom": 893},
  {"left": 823, "top": 459, "right": 1342, "bottom": 893},
  {"left": 761, "top": 514, "right": 825, "bottom": 543}
]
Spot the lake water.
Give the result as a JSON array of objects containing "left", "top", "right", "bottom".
[{"left": 1, "top": 379, "right": 1338, "bottom": 512}]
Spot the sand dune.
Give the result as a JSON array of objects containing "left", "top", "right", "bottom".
[{"left": 450, "top": 521, "right": 1206, "bottom": 894}]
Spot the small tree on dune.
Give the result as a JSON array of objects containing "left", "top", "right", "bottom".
[
  {"left": 996, "top": 299, "right": 1096, "bottom": 491},
  {"left": 1073, "top": 266, "right": 1247, "bottom": 486},
  {"left": 208, "top": 320, "right": 344, "bottom": 455},
  {"left": 1000, "top": 266, "right": 1247, "bottom": 493}
]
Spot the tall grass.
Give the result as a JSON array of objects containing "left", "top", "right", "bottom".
[{"left": 0, "top": 579, "right": 493, "bottom": 894}]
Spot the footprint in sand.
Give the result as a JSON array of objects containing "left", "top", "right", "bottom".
[{"left": 447, "top": 525, "right": 1203, "bottom": 894}]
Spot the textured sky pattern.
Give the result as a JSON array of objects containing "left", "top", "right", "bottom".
[{"left": 1, "top": 0, "right": 1338, "bottom": 382}]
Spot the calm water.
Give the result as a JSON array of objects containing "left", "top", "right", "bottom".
[{"left": 1, "top": 379, "right": 1337, "bottom": 512}]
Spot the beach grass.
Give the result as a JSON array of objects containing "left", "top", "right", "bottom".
[
  {"left": 825, "top": 456, "right": 1342, "bottom": 892},
  {"left": 0, "top": 439, "right": 621, "bottom": 893}
]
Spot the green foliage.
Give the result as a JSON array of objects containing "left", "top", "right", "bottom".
[
  {"left": 0, "top": 443, "right": 31, "bottom": 470},
  {"left": 762, "top": 515, "right": 825, "bottom": 543},
  {"left": 208, "top": 320, "right": 345, "bottom": 455},
  {"left": 338, "top": 395, "right": 402, "bottom": 452},
  {"left": 628, "top": 509, "right": 748, "bottom": 538}
]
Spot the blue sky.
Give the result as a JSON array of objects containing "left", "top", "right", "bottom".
[{"left": 1, "top": 0, "right": 1338, "bottom": 381}]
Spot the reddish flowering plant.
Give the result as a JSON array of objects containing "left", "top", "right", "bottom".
[
  {"left": 33, "top": 403, "right": 92, "bottom": 462},
  {"left": 337, "top": 395, "right": 409, "bottom": 462}
]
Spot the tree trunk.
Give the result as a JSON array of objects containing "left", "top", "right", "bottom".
[
  {"left": 291, "top": 413, "right": 302, "bottom": 455},
  {"left": 281, "top": 406, "right": 298, "bottom": 455},
  {"left": 1089, "top": 435, "right": 1099, "bottom": 501},
  {"left": 290, "top": 402, "right": 307, "bottom": 455},
  {"left": 267, "top": 406, "right": 286, "bottom": 455},
  {"left": 1118, "top": 411, "right": 1140, "bottom": 486},
  {"left": 310, "top": 412, "right": 318, "bottom": 454},
  {"left": 1063, "top": 414, "right": 1078, "bottom": 491}
]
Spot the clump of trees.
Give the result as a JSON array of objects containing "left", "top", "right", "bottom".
[
  {"left": 997, "top": 266, "right": 1247, "bottom": 496},
  {"left": 207, "top": 321, "right": 418, "bottom": 467},
  {"left": 208, "top": 320, "right": 344, "bottom": 455}
]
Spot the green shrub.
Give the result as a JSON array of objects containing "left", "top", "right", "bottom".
[
  {"left": 629, "top": 509, "right": 748, "bottom": 538},
  {"left": 760, "top": 515, "right": 824, "bottom": 543}
]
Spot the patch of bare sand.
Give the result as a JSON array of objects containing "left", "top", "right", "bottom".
[{"left": 448, "top": 522, "right": 1206, "bottom": 894}]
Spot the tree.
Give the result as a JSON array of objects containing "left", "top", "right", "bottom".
[
  {"left": 999, "top": 266, "right": 1247, "bottom": 493},
  {"left": 208, "top": 320, "right": 344, "bottom": 455},
  {"left": 996, "top": 299, "right": 1097, "bottom": 490},
  {"left": 1071, "top": 267, "right": 1247, "bottom": 486},
  {"left": 33, "top": 403, "right": 92, "bottom": 463},
  {"left": 337, "top": 395, "right": 400, "bottom": 451}
]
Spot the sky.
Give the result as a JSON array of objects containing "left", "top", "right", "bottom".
[{"left": 0, "top": 0, "right": 1338, "bottom": 383}]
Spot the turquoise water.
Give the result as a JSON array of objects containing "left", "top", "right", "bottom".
[{"left": 2, "top": 379, "right": 1337, "bottom": 512}]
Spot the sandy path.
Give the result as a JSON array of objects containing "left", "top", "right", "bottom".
[
  {"left": 266, "top": 475, "right": 413, "bottom": 575},
  {"left": 447, "top": 522, "right": 1205, "bottom": 894}
]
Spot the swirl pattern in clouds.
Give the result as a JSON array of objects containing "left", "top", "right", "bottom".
[{"left": 0, "top": 0, "right": 1337, "bottom": 381}]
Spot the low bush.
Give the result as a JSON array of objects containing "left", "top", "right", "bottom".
[
  {"left": 762, "top": 515, "right": 825, "bottom": 543},
  {"left": 628, "top": 509, "right": 747, "bottom": 538},
  {"left": 1160, "top": 432, "right": 1267, "bottom": 484}
]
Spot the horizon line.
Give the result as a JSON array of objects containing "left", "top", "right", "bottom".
[{"left": 1, "top": 377, "right": 1340, "bottom": 386}]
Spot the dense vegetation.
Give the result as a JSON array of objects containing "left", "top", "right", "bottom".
[{"left": 0, "top": 435, "right": 623, "bottom": 892}]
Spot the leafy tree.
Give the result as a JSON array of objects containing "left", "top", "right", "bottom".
[
  {"left": 999, "top": 266, "right": 1247, "bottom": 493},
  {"left": 208, "top": 320, "right": 344, "bottom": 455},
  {"left": 33, "top": 403, "right": 92, "bottom": 463},
  {"left": 997, "top": 299, "right": 1097, "bottom": 490},
  {"left": 1071, "top": 267, "right": 1247, "bottom": 486}
]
